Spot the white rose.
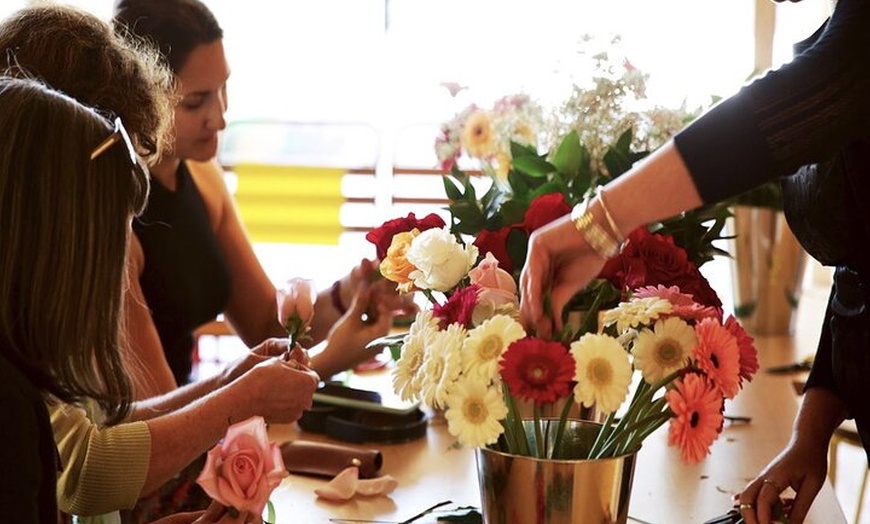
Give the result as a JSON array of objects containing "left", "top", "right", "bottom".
[{"left": 406, "top": 226, "right": 478, "bottom": 292}]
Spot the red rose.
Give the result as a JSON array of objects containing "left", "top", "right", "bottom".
[
  {"left": 521, "top": 192, "right": 572, "bottom": 233},
  {"left": 473, "top": 226, "right": 516, "bottom": 273},
  {"left": 366, "top": 212, "right": 446, "bottom": 260},
  {"left": 599, "top": 228, "right": 723, "bottom": 308}
]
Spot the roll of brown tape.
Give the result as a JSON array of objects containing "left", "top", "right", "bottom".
[{"left": 280, "top": 440, "right": 383, "bottom": 478}]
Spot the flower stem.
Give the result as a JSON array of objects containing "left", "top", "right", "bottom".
[
  {"left": 533, "top": 403, "right": 545, "bottom": 458},
  {"left": 587, "top": 411, "right": 616, "bottom": 459},
  {"left": 550, "top": 394, "right": 575, "bottom": 459},
  {"left": 502, "top": 382, "right": 530, "bottom": 456},
  {"left": 265, "top": 500, "right": 276, "bottom": 524},
  {"left": 594, "top": 408, "right": 672, "bottom": 459}
]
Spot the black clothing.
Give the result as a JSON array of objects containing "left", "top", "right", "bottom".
[
  {"left": 134, "top": 161, "right": 232, "bottom": 384},
  {"left": 0, "top": 353, "right": 59, "bottom": 524},
  {"left": 675, "top": 0, "right": 870, "bottom": 458}
]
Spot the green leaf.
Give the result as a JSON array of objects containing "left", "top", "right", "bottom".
[
  {"left": 550, "top": 130, "right": 585, "bottom": 178},
  {"left": 512, "top": 154, "right": 556, "bottom": 178},
  {"left": 510, "top": 140, "right": 539, "bottom": 159},
  {"left": 449, "top": 201, "right": 486, "bottom": 234},
  {"left": 498, "top": 199, "right": 529, "bottom": 226},
  {"left": 442, "top": 175, "right": 464, "bottom": 201}
]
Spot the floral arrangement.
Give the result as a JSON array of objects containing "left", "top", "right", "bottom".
[
  {"left": 435, "top": 93, "right": 545, "bottom": 180},
  {"left": 366, "top": 216, "right": 759, "bottom": 463},
  {"left": 197, "top": 416, "right": 288, "bottom": 522}
]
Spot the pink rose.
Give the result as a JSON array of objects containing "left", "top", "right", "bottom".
[
  {"left": 197, "top": 416, "right": 288, "bottom": 516},
  {"left": 277, "top": 278, "right": 316, "bottom": 344},
  {"left": 469, "top": 252, "right": 518, "bottom": 310}
]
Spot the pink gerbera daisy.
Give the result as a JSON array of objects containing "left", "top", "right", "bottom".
[
  {"left": 633, "top": 285, "right": 720, "bottom": 322},
  {"left": 693, "top": 318, "right": 741, "bottom": 399},
  {"left": 724, "top": 315, "right": 759, "bottom": 386},
  {"left": 500, "top": 337, "right": 575, "bottom": 405},
  {"left": 666, "top": 372, "right": 724, "bottom": 464}
]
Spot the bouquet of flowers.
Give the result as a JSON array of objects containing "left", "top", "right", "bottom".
[{"left": 366, "top": 215, "right": 758, "bottom": 463}]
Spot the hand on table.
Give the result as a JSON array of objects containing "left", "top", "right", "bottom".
[{"left": 736, "top": 439, "right": 828, "bottom": 524}]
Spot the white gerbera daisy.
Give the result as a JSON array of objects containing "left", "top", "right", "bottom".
[
  {"left": 462, "top": 314, "right": 525, "bottom": 382},
  {"left": 632, "top": 316, "right": 697, "bottom": 384},
  {"left": 443, "top": 377, "right": 508, "bottom": 447},
  {"left": 392, "top": 310, "right": 439, "bottom": 401},
  {"left": 570, "top": 333, "right": 632, "bottom": 415},
  {"left": 419, "top": 323, "right": 466, "bottom": 409},
  {"left": 601, "top": 297, "right": 673, "bottom": 334}
]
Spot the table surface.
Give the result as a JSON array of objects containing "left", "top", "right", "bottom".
[{"left": 268, "top": 289, "right": 846, "bottom": 524}]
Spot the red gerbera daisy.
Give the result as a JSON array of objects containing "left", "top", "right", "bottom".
[
  {"left": 692, "top": 317, "right": 741, "bottom": 399},
  {"left": 500, "top": 337, "right": 575, "bottom": 405},
  {"left": 666, "top": 372, "right": 724, "bottom": 464},
  {"left": 724, "top": 315, "right": 759, "bottom": 386}
]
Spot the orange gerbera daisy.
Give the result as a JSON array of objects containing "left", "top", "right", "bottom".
[
  {"left": 724, "top": 315, "right": 759, "bottom": 386},
  {"left": 500, "top": 337, "right": 575, "bottom": 405},
  {"left": 666, "top": 372, "right": 724, "bottom": 464},
  {"left": 692, "top": 317, "right": 741, "bottom": 399}
]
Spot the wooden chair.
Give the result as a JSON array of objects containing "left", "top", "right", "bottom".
[{"left": 829, "top": 419, "right": 869, "bottom": 524}]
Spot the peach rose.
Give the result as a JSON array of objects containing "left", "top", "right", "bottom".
[
  {"left": 197, "top": 416, "right": 288, "bottom": 516},
  {"left": 379, "top": 229, "right": 420, "bottom": 293},
  {"left": 469, "top": 252, "right": 518, "bottom": 310}
]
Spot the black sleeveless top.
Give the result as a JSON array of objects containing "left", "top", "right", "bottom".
[{"left": 134, "top": 162, "right": 231, "bottom": 384}]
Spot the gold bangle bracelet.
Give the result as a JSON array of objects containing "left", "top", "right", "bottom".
[
  {"left": 571, "top": 200, "right": 620, "bottom": 259},
  {"left": 595, "top": 186, "right": 624, "bottom": 243}
]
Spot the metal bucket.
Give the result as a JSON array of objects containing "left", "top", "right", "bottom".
[{"left": 475, "top": 420, "right": 637, "bottom": 524}]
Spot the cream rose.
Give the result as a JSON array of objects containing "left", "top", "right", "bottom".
[
  {"left": 405, "top": 226, "right": 478, "bottom": 293},
  {"left": 197, "top": 416, "right": 288, "bottom": 516}
]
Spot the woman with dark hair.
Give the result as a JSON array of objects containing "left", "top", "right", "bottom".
[{"left": 0, "top": 75, "right": 254, "bottom": 524}]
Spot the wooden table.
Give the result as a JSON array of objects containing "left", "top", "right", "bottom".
[{"left": 268, "top": 293, "right": 847, "bottom": 523}]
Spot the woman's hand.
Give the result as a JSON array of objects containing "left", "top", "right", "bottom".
[
  {"left": 233, "top": 357, "right": 319, "bottom": 424},
  {"left": 737, "top": 387, "right": 847, "bottom": 524},
  {"left": 736, "top": 438, "right": 828, "bottom": 524},
  {"left": 342, "top": 258, "right": 417, "bottom": 318},
  {"left": 310, "top": 282, "right": 393, "bottom": 378},
  {"left": 519, "top": 215, "right": 605, "bottom": 338},
  {"left": 219, "top": 338, "right": 288, "bottom": 386}
]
